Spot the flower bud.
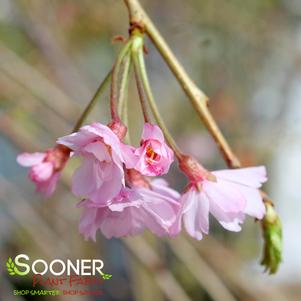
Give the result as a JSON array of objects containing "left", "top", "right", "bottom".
[{"left": 261, "top": 202, "right": 283, "bottom": 274}]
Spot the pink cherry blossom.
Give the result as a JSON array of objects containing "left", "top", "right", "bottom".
[
  {"left": 57, "top": 123, "right": 126, "bottom": 205},
  {"left": 17, "top": 145, "right": 70, "bottom": 197},
  {"left": 122, "top": 123, "right": 174, "bottom": 176},
  {"left": 78, "top": 178, "right": 180, "bottom": 240},
  {"left": 174, "top": 165, "right": 267, "bottom": 240}
]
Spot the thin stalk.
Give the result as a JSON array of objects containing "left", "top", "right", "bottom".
[
  {"left": 118, "top": 55, "right": 132, "bottom": 144},
  {"left": 118, "top": 55, "right": 131, "bottom": 115},
  {"left": 72, "top": 70, "right": 112, "bottom": 132},
  {"left": 133, "top": 55, "right": 150, "bottom": 123},
  {"left": 121, "top": 96, "right": 131, "bottom": 144},
  {"left": 110, "top": 41, "right": 133, "bottom": 121},
  {"left": 133, "top": 44, "right": 183, "bottom": 160}
]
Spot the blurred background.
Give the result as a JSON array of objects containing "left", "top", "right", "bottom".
[{"left": 0, "top": 0, "right": 300, "bottom": 300}]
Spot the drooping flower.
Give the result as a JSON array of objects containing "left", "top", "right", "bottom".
[
  {"left": 57, "top": 123, "right": 126, "bottom": 205},
  {"left": 122, "top": 123, "right": 174, "bottom": 176},
  {"left": 173, "top": 156, "right": 267, "bottom": 240},
  {"left": 17, "top": 144, "right": 70, "bottom": 197},
  {"left": 78, "top": 171, "right": 180, "bottom": 240}
]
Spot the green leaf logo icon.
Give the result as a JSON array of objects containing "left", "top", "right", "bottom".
[
  {"left": 99, "top": 271, "right": 112, "bottom": 280},
  {"left": 6, "top": 257, "right": 16, "bottom": 276},
  {"left": 102, "top": 273, "right": 112, "bottom": 280},
  {"left": 6, "top": 257, "right": 25, "bottom": 276}
]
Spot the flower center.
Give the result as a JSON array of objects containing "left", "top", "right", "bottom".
[{"left": 145, "top": 145, "right": 160, "bottom": 164}]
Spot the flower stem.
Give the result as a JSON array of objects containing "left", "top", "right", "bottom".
[
  {"left": 132, "top": 35, "right": 183, "bottom": 160},
  {"left": 110, "top": 41, "right": 133, "bottom": 121},
  {"left": 118, "top": 55, "right": 131, "bottom": 116},
  {"left": 133, "top": 54, "right": 150, "bottom": 123},
  {"left": 72, "top": 70, "right": 112, "bottom": 132},
  {"left": 118, "top": 55, "right": 132, "bottom": 144}
]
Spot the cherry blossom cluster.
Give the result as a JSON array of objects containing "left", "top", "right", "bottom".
[
  {"left": 15, "top": 0, "right": 283, "bottom": 274},
  {"left": 17, "top": 120, "right": 267, "bottom": 241}
]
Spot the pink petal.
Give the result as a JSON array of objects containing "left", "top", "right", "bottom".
[
  {"left": 141, "top": 123, "right": 164, "bottom": 142},
  {"left": 109, "top": 200, "right": 141, "bottom": 212},
  {"left": 88, "top": 123, "right": 120, "bottom": 147},
  {"left": 219, "top": 217, "right": 245, "bottom": 232},
  {"left": 57, "top": 123, "right": 124, "bottom": 165},
  {"left": 30, "top": 162, "right": 54, "bottom": 182},
  {"left": 57, "top": 130, "right": 97, "bottom": 151},
  {"left": 124, "top": 181, "right": 180, "bottom": 237},
  {"left": 84, "top": 141, "right": 111, "bottom": 162},
  {"left": 17, "top": 152, "right": 46, "bottom": 167},
  {"left": 139, "top": 188, "right": 180, "bottom": 233},
  {"left": 182, "top": 189, "right": 209, "bottom": 240},
  {"left": 151, "top": 178, "right": 169, "bottom": 187},
  {"left": 120, "top": 143, "right": 138, "bottom": 169},
  {"left": 36, "top": 172, "right": 60, "bottom": 198},
  {"left": 203, "top": 179, "right": 246, "bottom": 213},
  {"left": 100, "top": 207, "right": 144, "bottom": 238},
  {"left": 138, "top": 206, "right": 169, "bottom": 236},
  {"left": 208, "top": 196, "right": 245, "bottom": 232},
  {"left": 72, "top": 157, "right": 99, "bottom": 196},
  {"left": 212, "top": 166, "right": 267, "bottom": 188},
  {"left": 79, "top": 206, "right": 107, "bottom": 241},
  {"left": 150, "top": 179, "right": 180, "bottom": 200},
  {"left": 108, "top": 188, "right": 142, "bottom": 212},
  {"left": 87, "top": 123, "right": 124, "bottom": 164},
  {"left": 239, "top": 185, "right": 266, "bottom": 219},
  {"left": 88, "top": 163, "right": 124, "bottom": 205}
]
